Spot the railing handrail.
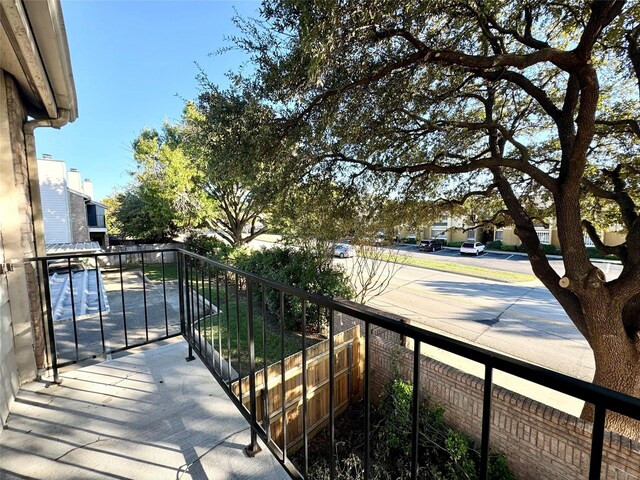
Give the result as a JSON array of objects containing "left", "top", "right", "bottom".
[{"left": 30, "top": 246, "right": 640, "bottom": 421}]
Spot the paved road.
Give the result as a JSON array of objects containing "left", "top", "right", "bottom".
[
  {"left": 391, "top": 244, "right": 623, "bottom": 280},
  {"left": 334, "top": 256, "right": 595, "bottom": 415},
  {"left": 252, "top": 237, "right": 623, "bottom": 280},
  {"left": 52, "top": 270, "right": 181, "bottom": 364}
]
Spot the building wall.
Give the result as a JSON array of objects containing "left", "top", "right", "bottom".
[
  {"left": 68, "top": 190, "right": 89, "bottom": 242},
  {"left": 603, "top": 231, "right": 626, "bottom": 246},
  {"left": 37, "top": 159, "right": 71, "bottom": 244},
  {"left": 370, "top": 334, "right": 640, "bottom": 480},
  {"left": 0, "top": 72, "right": 40, "bottom": 426}
]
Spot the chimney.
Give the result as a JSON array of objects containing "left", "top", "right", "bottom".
[
  {"left": 82, "top": 179, "right": 94, "bottom": 199},
  {"left": 67, "top": 168, "right": 82, "bottom": 192}
]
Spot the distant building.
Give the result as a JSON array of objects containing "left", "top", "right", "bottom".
[{"left": 37, "top": 155, "right": 109, "bottom": 246}]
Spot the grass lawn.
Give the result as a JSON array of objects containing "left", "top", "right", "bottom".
[
  {"left": 190, "top": 279, "right": 313, "bottom": 375},
  {"left": 130, "top": 263, "right": 309, "bottom": 373},
  {"left": 143, "top": 263, "right": 178, "bottom": 281},
  {"left": 367, "top": 252, "right": 537, "bottom": 283}
]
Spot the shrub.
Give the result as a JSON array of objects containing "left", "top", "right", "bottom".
[
  {"left": 486, "top": 240, "right": 503, "bottom": 250},
  {"left": 541, "top": 243, "right": 561, "bottom": 255},
  {"left": 375, "top": 379, "right": 515, "bottom": 480},
  {"left": 403, "top": 237, "right": 417, "bottom": 244},
  {"left": 500, "top": 244, "right": 518, "bottom": 252},
  {"left": 447, "top": 241, "right": 464, "bottom": 247},
  {"left": 234, "top": 246, "right": 353, "bottom": 331},
  {"left": 373, "top": 378, "right": 516, "bottom": 480},
  {"left": 586, "top": 246, "right": 619, "bottom": 260},
  {"left": 299, "top": 378, "right": 516, "bottom": 480}
]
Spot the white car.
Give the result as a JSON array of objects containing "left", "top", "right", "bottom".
[
  {"left": 334, "top": 244, "right": 356, "bottom": 258},
  {"left": 460, "top": 241, "right": 485, "bottom": 256}
]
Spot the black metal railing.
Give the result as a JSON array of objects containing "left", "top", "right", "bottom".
[
  {"left": 33, "top": 247, "right": 640, "bottom": 480},
  {"left": 34, "top": 248, "right": 182, "bottom": 379},
  {"left": 177, "top": 248, "right": 640, "bottom": 480}
]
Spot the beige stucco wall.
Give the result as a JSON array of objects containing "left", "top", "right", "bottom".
[
  {"left": 550, "top": 228, "right": 561, "bottom": 249},
  {"left": 0, "top": 72, "right": 43, "bottom": 426},
  {"left": 603, "top": 231, "right": 626, "bottom": 246}
]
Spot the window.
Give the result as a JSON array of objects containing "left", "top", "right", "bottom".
[
  {"left": 467, "top": 231, "right": 475, "bottom": 240},
  {"left": 433, "top": 215, "right": 448, "bottom": 227},
  {"left": 431, "top": 228, "right": 446, "bottom": 239},
  {"left": 495, "top": 229, "right": 503, "bottom": 241}
]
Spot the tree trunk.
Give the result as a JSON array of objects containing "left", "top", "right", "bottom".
[{"left": 580, "top": 302, "right": 640, "bottom": 440}]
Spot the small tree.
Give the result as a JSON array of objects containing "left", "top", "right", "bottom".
[{"left": 115, "top": 126, "right": 213, "bottom": 241}]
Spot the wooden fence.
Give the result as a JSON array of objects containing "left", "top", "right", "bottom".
[{"left": 232, "top": 325, "right": 364, "bottom": 451}]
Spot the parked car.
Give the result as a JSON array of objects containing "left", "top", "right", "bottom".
[
  {"left": 419, "top": 239, "right": 445, "bottom": 252},
  {"left": 460, "top": 242, "right": 485, "bottom": 256},
  {"left": 334, "top": 244, "right": 356, "bottom": 258},
  {"left": 404, "top": 235, "right": 418, "bottom": 244}
]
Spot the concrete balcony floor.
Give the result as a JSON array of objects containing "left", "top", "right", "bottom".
[{"left": 0, "top": 340, "right": 289, "bottom": 480}]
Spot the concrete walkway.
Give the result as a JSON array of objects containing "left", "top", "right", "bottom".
[{"left": 0, "top": 341, "right": 289, "bottom": 480}]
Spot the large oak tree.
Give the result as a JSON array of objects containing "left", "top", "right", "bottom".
[{"left": 234, "top": 0, "right": 640, "bottom": 436}]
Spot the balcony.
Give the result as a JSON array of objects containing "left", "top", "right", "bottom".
[{"left": 2, "top": 248, "right": 640, "bottom": 479}]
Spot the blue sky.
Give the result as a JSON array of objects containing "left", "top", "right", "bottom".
[{"left": 36, "top": 0, "right": 261, "bottom": 201}]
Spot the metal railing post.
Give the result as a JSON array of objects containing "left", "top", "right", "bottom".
[
  {"left": 588, "top": 404, "right": 606, "bottom": 480},
  {"left": 177, "top": 251, "right": 185, "bottom": 336},
  {"left": 280, "top": 290, "right": 287, "bottom": 461},
  {"left": 185, "top": 254, "right": 195, "bottom": 362},
  {"left": 364, "top": 321, "right": 371, "bottom": 480},
  {"left": 94, "top": 255, "right": 106, "bottom": 356},
  {"left": 302, "top": 299, "right": 309, "bottom": 478},
  {"left": 479, "top": 363, "right": 494, "bottom": 479},
  {"left": 410, "top": 341, "right": 421, "bottom": 480},
  {"left": 41, "top": 259, "right": 60, "bottom": 384},
  {"left": 329, "top": 308, "right": 335, "bottom": 480},
  {"left": 67, "top": 257, "right": 79, "bottom": 362},
  {"left": 245, "top": 278, "right": 261, "bottom": 457},
  {"left": 140, "top": 252, "right": 149, "bottom": 342}
]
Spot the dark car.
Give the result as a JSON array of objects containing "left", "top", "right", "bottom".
[{"left": 419, "top": 239, "right": 445, "bottom": 252}]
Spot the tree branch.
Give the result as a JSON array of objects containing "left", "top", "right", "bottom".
[
  {"left": 602, "top": 165, "right": 639, "bottom": 231},
  {"left": 595, "top": 119, "right": 640, "bottom": 139},
  {"left": 581, "top": 219, "right": 627, "bottom": 261},
  {"left": 626, "top": 23, "right": 640, "bottom": 96},
  {"left": 485, "top": 5, "right": 551, "bottom": 50},
  {"left": 492, "top": 167, "right": 589, "bottom": 338}
]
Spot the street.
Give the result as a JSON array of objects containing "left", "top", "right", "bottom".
[
  {"left": 391, "top": 243, "right": 623, "bottom": 280},
  {"left": 334, "top": 254, "right": 597, "bottom": 416}
]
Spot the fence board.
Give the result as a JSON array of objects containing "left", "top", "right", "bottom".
[{"left": 232, "top": 325, "right": 364, "bottom": 452}]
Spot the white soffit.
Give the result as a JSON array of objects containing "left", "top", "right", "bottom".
[{"left": 0, "top": 0, "right": 77, "bottom": 121}]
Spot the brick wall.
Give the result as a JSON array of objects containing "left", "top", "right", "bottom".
[
  {"left": 370, "top": 335, "right": 640, "bottom": 480},
  {"left": 68, "top": 190, "right": 90, "bottom": 242}
]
